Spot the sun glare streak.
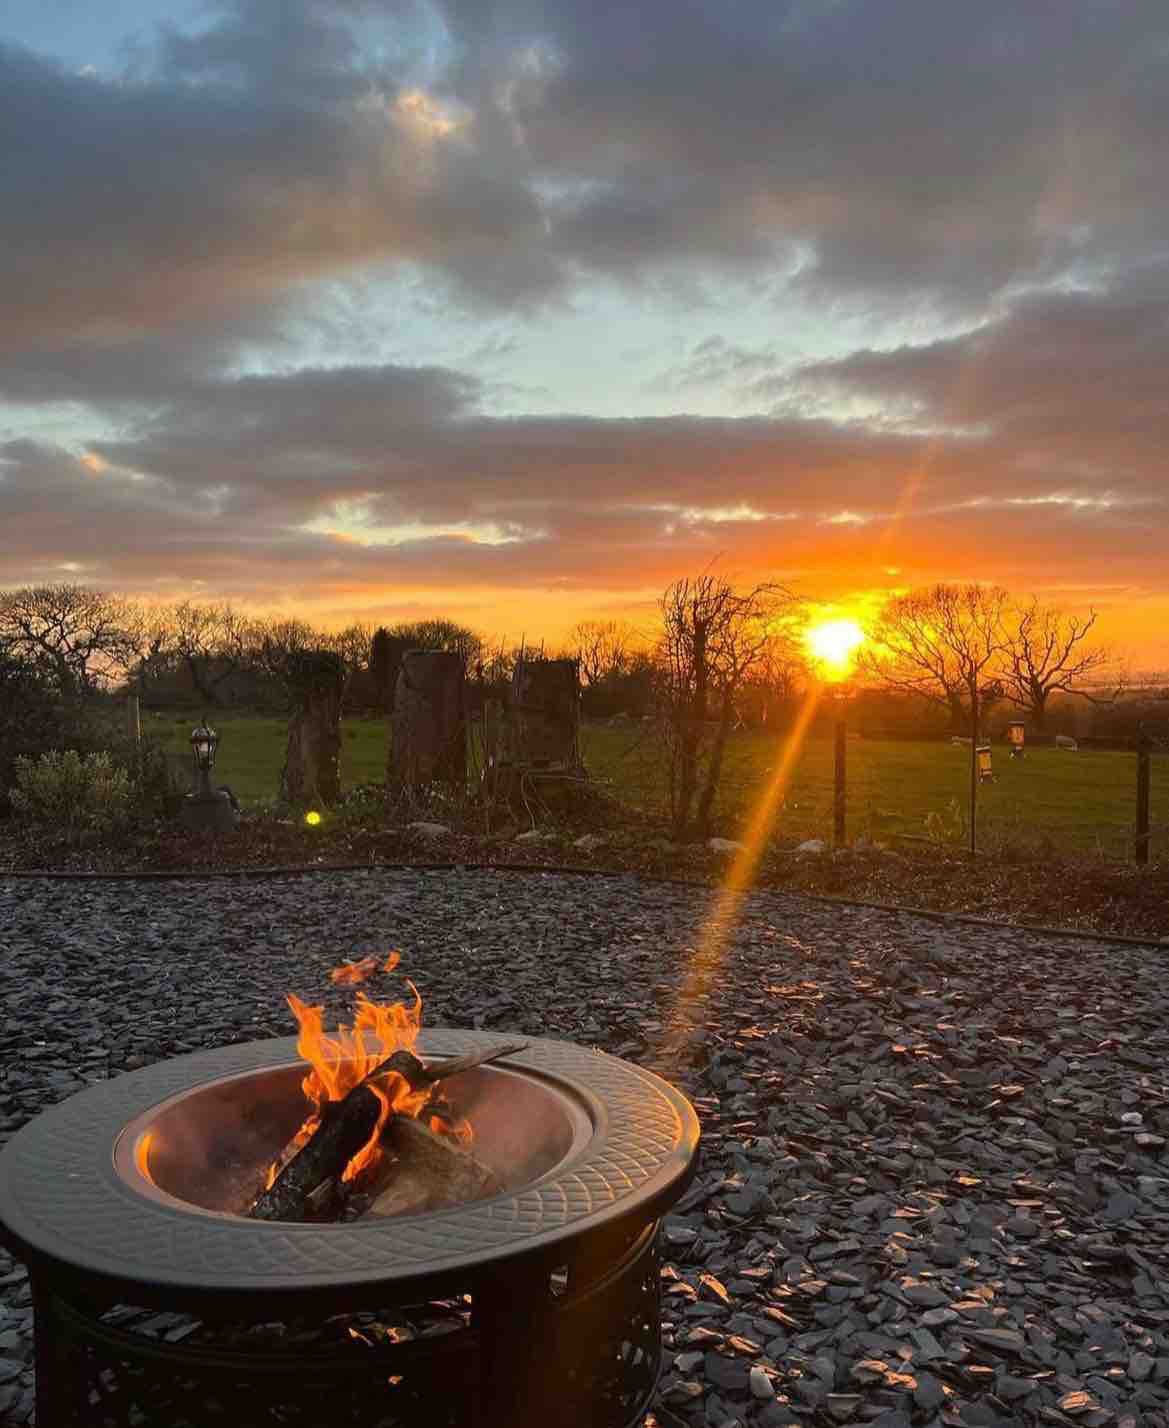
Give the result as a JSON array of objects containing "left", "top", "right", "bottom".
[
  {"left": 868, "top": 317, "right": 1002, "bottom": 565},
  {"left": 660, "top": 686, "right": 825, "bottom": 1047}
]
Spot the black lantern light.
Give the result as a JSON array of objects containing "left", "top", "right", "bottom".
[
  {"left": 179, "top": 717, "right": 237, "bottom": 832},
  {"left": 189, "top": 719, "right": 218, "bottom": 794}
]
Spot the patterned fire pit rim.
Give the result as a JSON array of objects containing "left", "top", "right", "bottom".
[{"left": 0, "top": 1031, "right": 700, "bottom": 1295}]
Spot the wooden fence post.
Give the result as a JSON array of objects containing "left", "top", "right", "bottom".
[
  {"left": 1136, "top": 727, "right": 1151, "bottom": 866},
  {"left": 968, "top": 687, "right": 979, "bottom": 856},
  {"left": 126, "top": 694, "right": 141, "bottom": 749}
]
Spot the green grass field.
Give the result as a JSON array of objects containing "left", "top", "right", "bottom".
[{"left": 146, "top": 711, "right": 1168, "bottom": 860}]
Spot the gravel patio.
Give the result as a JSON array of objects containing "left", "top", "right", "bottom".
[{"left": 2, "top": 867, "right": 1168, "bottom": 1427}]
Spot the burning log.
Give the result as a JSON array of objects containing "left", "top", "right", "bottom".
[
  {"left": 247, "top": 1041, "right": 528, "bottom": 1223},
  {"left": 368, "top": 1115, "right": 500, "bottom": 1219},
  {"left": 248, "top": 1084, "right": 383, "bottom": 1222},
  {"left": 364, "top": 1041, "right": 529, "bottom": 1093}
]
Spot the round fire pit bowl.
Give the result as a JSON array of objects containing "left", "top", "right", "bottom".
[{"left": 0, "top": 1030, "right": 700, "bottom": 1428}]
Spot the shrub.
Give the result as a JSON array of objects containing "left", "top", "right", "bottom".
[
  {"left": 94, "top": 729, "right": 190, "bottom": 819},
  {"left": 10, "top": 749, "right": 133, "bottom": 842},
  {"left": 923, "top": 797, "right": 965, "bottom": 846},
  {"left": 0, "top": 653, "right": 75, "bottom": 814}
]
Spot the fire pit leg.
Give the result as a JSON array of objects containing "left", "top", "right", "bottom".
[
  {"left": 32, "top": 1279, "right": 84, "bottom": 1428},
  {"left": 472, "top": 1264, "right": 555, "bottom": 1428}
]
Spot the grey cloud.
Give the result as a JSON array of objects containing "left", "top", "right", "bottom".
[
  {"left": 0, "top": 19, "right": 548, "bottom": 350},
  {"left": 791, "top": 274, "right": 1169, "bottom": 478},
  {"left": 6, "top": 0, "right": 1169, "bottom": 351},
  {"left": 450, "top": 0, "right": 1169, "bottom": 306},
  {"left": 2, "top": 331, "right": 1167, "bottom": 609}
]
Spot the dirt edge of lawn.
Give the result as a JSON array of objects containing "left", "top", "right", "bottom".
[{"left": 2, "top": 811, "right": 1166, "bottom": 947}]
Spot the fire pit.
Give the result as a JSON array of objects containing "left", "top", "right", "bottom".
[{"left": 0, "top": 1029, "right": 700, "bottom": 1427}]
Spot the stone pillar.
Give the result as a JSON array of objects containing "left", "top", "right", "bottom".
[
  {"left": 509, "top": 657, "right": 580, "bottom": 767},
  {"left": 369, "top": 630, "right": 411, "bottom": 716},
  {"left": 279, "top": 650, "right": 346, "bottom": 806},
  {"left": 389, "top": 650, "right": 467, "bottom": 789}
]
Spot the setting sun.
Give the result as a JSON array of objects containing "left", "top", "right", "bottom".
[{"left": 805, "top": 618, "right": 866, "bottom": 679}]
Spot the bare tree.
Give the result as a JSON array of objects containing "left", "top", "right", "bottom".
[
  {"left": 658, "top": 574, "right": 794, "bottom": 839},
  {"left": 998, "top": 598, "right": 1118, "bottom": 731},
  {"left": 165, "top": 600, "right": 259, "bottom": 707},
  {"left": 743, "top": 626, "right": 808, "bottom": 726},
  {"left": 571, "top": 620, "right": 633, "bottom": 687},
  {"left": 862, "top": 584, "right": 1009, "bottom": 735},
  {"left": 0, "top": 584, "right": 142, "bottom": 699},
  {"left": 386, "top": 618, "right": 483, "bottom": 675},
  {"left": 251, "top": 616, "right": 321, "bottom": 696},
  {"left": 321, "top": 621, "right": 374, "bottom": 711},
  {"left": 325, "top": 622, "right": 373, "bottom": 673},
  {"left": 128, "top": 603, "right": 179, "bottom": 694}
]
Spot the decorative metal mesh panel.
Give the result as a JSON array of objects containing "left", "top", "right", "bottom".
[{"left": 34, "top": 1225, "right": 662, "bottom": 1428}]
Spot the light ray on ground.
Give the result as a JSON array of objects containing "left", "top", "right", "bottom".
[{"left": 659, "top": 686, "right": 826, "bottom": 1048}]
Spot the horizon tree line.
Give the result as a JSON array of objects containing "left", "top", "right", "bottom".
[{"left": 0, "top": 578, "right": 1135, "bottom": 743}]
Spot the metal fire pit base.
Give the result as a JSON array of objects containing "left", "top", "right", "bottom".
[
  {"left": 1, "top": 1031, "right": 700, "bottom": 1428},
  {"left": 32, "top": 1220, "right": 661, "bottom": 1427}
]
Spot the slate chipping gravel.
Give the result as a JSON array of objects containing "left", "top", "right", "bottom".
[{"left": 3, "top": 867, "right": 1169, "bottom": 1427}]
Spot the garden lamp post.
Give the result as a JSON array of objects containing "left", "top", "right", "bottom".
[
  {"left": 190, "top": 720, "right": 218, "bottom": 798},
  {"left": 832, "top": 683, "right": 855, "bottom": 849},
  {"left": 968, "top": 680, "right": 1003, "bottom": 856},
  {"left": 179, "top": 717, "right": 238, "bottom": 832}
]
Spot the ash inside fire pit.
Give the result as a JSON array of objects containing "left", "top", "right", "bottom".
[{"left": 116, "top": 1058, "right": 591, "bottom": 1220}]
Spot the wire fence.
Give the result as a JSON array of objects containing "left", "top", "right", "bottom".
[{"left": 584, "top": 720, "right": 1169, "bottom": 865}]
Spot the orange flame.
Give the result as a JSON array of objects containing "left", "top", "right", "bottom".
[
  {"left": 289, "top": 979, "right": 421, "bottom": 1106},
  {"left": 267, "top": 968, "right": 438, "bottom": 1190},
  {"left": 330, "top": 951, "right": 401, "bottom": 987},
  {"left": 431, "top": 1113, "right": 472, "bottom": 1146}
]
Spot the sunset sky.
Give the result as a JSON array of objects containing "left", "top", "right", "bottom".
[{"left": 2, "top": 1, "right": 1167, "bottom": 669}]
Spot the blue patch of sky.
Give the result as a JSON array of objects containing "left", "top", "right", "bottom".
[
  {"left": 4, "top": 0, "right": 196, "bottom": 71},
  {"left": 254, "top": 266, "right": 977, "bottom": 422},
  {"left": 0, "top": 402, "right": 121, "bottom": 453},
  {"left": 5, "top": 0, "right": 449, "bottom": 81}
]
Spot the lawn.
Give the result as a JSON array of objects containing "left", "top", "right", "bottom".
[
  {"left": 583, "top": 723, "right": 1168, "bottom": 858},
  {"left": 146, "top": 711, "right": 1168, "bottom": 860}
]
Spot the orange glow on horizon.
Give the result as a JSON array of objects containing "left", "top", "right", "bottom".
[{"left": 118, "top": 572, "right": 1169, "bottom": 674}]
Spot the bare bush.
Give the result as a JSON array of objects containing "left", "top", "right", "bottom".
[{"left": 658, "top": 574, "right": 796, "bottom": 840}]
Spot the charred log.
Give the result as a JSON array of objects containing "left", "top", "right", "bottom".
[
  {"left": 248, "top": 1084, "right": 381, "bottom": 1222},
  {"left": 367, "top": 1115, "right": 500, "bottom": 1219},
  {"left": 247, "top": 1042, "right": 526, "bottom": 1221}
]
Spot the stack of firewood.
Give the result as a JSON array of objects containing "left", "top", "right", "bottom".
[{"left": 247, "top": 1043, "right": 525, "bottom": 1223}]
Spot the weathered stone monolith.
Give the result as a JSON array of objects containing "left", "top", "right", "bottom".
[
  {"left": 279, "top": 650, "right": 346, "bottom": 806},
  {"left": 509, "top": 657, "right": 580, "bottom": 767},
  {"left": 369, "top": 629, "right": 411, "bottom": 716},
  {"left": 389, "top": 650, "right": 467, "bottom": 789}
]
